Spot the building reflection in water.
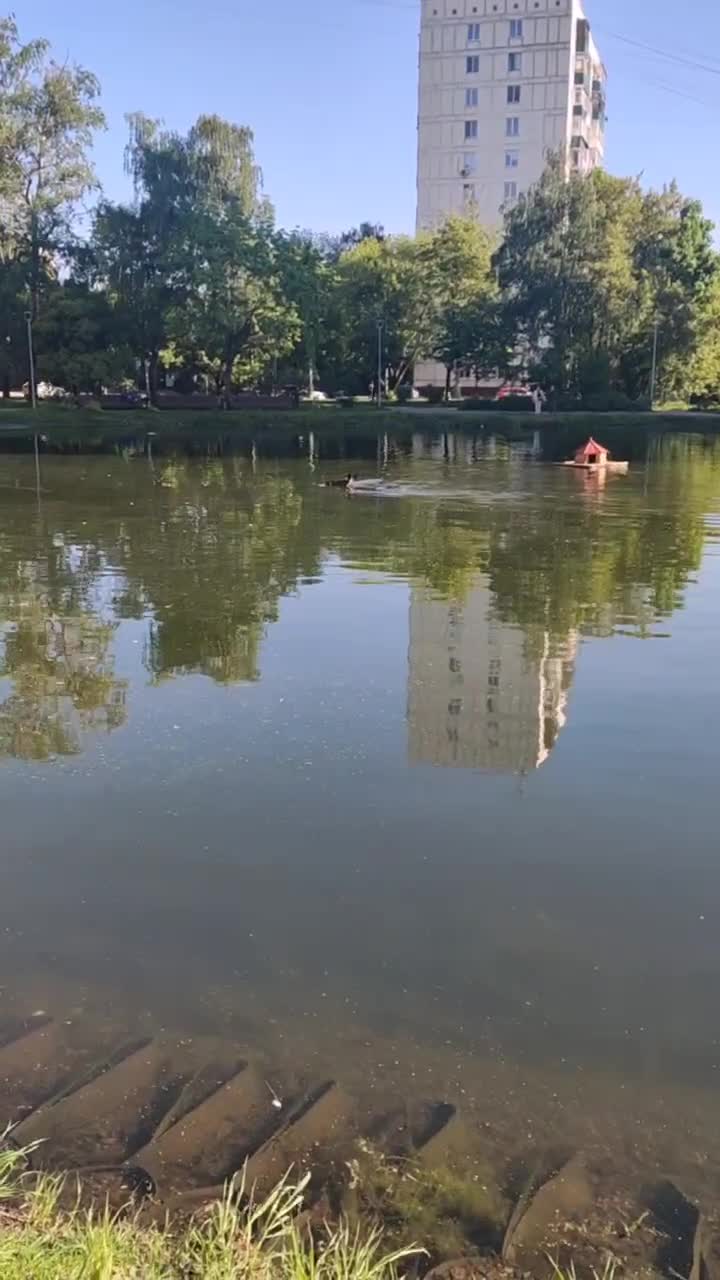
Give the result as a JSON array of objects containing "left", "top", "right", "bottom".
[{"left": 407, "top": 578, "right": 577, "bottom": 773}]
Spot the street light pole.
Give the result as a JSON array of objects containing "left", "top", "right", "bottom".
[
  {"left": 650, "top": 316, "right": 659, "bottom": 409},
  {"left": 25, "top": 310, "right": 37, "bottom": 410},
  {"left": 25, "top": 310, "right": 41, "bottom": 497},
  {"left": 376, "top": 320, "right": 384, "bottom": 408}
]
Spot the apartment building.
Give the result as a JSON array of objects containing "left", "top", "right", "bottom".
[{"left": 416, "top": 0, "right": 606, "bottom": 231}]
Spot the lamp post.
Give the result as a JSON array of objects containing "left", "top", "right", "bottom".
[
  {"left": 25, "top": 310, "right": 41, "bottom": 496},
  {"left": 25, "top": 310, "right": 37, "bottom": 410},
  {"left": 376, "top": 320, "right": 384, "bottom": 408},
  {"left": 650, "top": 316, "right": 660, "bottom": 410}
]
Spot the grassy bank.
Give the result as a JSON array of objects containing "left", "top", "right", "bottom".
[
  {"left": 0, "top": 1144, "right": 418, "bottom": 1280},
  {"left": 1, "top": 402, "right": 720, "bottom": 455}
]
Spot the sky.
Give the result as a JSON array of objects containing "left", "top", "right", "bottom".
[{"left": 17, "top": 0, "right": 720, "bottom": 235}]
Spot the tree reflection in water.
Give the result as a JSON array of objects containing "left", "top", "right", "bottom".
[{"left": 0, "top": 431, "right": 717, "bottom": 763}]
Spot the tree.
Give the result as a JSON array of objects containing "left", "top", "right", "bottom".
[
  {"left": 622, "top": 186, "right": 718, "bottom": 401},
  {"left": 0, "top": 15, "right": 105, "bottom": 317},
  {"left": 497, "top": 156, "right": 608, "bottom": 400},
  {"left": 91, "top": 199, "right": 176, "bottom": 401},
  {"left": 91, "top": 112, "right": 272, "bottom": 400},
  {"left": 497, "top": 156, "right": 718, "bottom": 405},
  {"left": 423, "top": 217, "right": 499, "bottom": 394},
  {"left": 34, "top": 281, "right": 135, "bottom": 393},
  {"left": 332, "top": 234, "right": 422, "bottom": 393},
  {"left": 124, "top": 112, "right": 268, "bottom": 223},
  {"left": 172, "top": 211, "right": 300, "bottom": 396},
  {"left": 685, "top": 273, "right": 720, "bottom": 405},
  {"left": 276, "top": 231, "right": 335, "bottom": 393},
  {"left": 433, "top": 297, "right": 512, "bottom": 395},
  {"left": 0, "top": 255, "right": 29, "bottom": 396}
]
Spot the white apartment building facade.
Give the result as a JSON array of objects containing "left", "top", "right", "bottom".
[{"left": 416, "top": 0, "right": 606, "bottom": 232}]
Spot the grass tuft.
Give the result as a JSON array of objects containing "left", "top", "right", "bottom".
[
  {"left": 548, "top": 1252, "right": 622, "bottom": 1280},
  {"left": 0, "top": 1142, "right": 421, "bottom": 1279}
]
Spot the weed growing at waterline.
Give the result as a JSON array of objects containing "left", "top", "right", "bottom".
[
  {"left": 0, "top": 1142, "right": 421, "bottom": 1279},
  {"left": 344, "top": 1141, "right": 508, "bottom": 1262}
]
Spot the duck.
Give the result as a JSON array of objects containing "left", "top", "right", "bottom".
[
  {"left": 346, "top": 475, "right": 385, "bottom": 493},
  {"left": 321, "top": 474, "right": 385, "bottom": 493}
]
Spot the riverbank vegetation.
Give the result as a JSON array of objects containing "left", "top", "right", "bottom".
[
  {"left": 0, "top": 1143, "right": 420, "bottom": 1279},
  {"left": 1, "top": 15, "right": 720, "bottom": 415}
]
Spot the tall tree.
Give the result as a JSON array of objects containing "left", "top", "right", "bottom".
[
  {"left": 622, "top": 186, "right": 717, "bottom": 400},
  {"left": 0, "top": 15, "right": 105, "bottom": 317},
  {"left": 333, "top": 233, "right": 425, "bottom": 393},
  {"left": 276, "top": 231, "right": 334, "bottom": 393},
  {"left": 34, "top": 281, "right": 135, "bottom": 394},
  {"left": 90, "top": 112, "right": 271, "bottom": 400},
  {"left": 423, "top": 217, "right": 498, "bottom": 394},
  {"left": 497, "top": 156, "right": 604, "bottom": 399},
  {"left": 172, "top": 211, "right": 300, "bottom": 396}
]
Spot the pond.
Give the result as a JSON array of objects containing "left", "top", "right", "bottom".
[{"left": 1, "top": 427, "right": 720, "bottom": 1207}]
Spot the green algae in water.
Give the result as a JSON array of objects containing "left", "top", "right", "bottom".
[{"left": 344, "top": 1142, "right": 509, "bottom": 1263}]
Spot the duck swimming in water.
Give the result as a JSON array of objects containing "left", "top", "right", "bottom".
[
  {"left": 321, "top": 474, "right": 384, "bottom": 492},
  {"left": 346, "top": 476, "right": 384, "bottom": 493}
]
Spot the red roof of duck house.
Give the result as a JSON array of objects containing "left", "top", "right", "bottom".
[{"left": 574, "top": 437, "right": 609, "bottom": 464}]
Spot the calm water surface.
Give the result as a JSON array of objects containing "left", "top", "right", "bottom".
[{"left": 1, "top": 430, "right": 720, "bottom": 1187}]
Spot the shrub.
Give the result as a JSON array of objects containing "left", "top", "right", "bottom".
[
  {"left": 581, "top": 391, "right": 652, "bottom": 412},
  {"left": 690, "top": 393, "right": 720, "bottom": 411}
]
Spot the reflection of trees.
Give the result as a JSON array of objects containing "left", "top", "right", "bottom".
[
  {"left": 334, "top": 436, "right": 720, "bottom": 649},
  {"left": 332, "top": 502, "right": 489, "bottom": 601},
  {"left": 113, "top": 463, "right": 319, "bottom": 683},
  {"left": 0, "top": 562, "right": 127, "bottom": 760},
  {"left": 0, "top": 434, "right": 718, "bottom": 763},
  {"left": 488, "top": 436, "right": 720, "bottom": 645}
]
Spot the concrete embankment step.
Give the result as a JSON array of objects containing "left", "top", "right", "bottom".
[
  {"left": 0, "top": 1019, "right": 126, "bottom": 1126},
  {"left": 152, "top": 1080, "right": 357, "bottom": 1218},
  {"left": 244, "top": 1080, "right": 355, "bottom": 1195},
  {"left": 131, "top": 1062, "right": 282, "bottom": 1192},
  {"left": 13, "top": 1037, "right": 202, "bottom": 1167},
  {"left": 0, "top": 1008, "right": 468, "bottom": 1216}
]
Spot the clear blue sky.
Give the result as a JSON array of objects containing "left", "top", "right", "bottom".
[{"left": 17, "top": 0, "right": 720, "bottom": 234}]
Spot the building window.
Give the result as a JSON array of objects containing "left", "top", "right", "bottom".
[
  {"left": 466, "top": 54, "right": 479, "bottom": 73},
  {"left": 505, "top": 149, "right": 519, "bottom": 168},
  {"left": 465, "top": 87, "right": 479, "bottom": 107},
  {"left": 462, "top": 182, "right": 476, "bottom": 204},
  {"left": 465, "top": 119, "right": 478, "bottom": 140},
  {"left": 461, "top": 152, "right": 478, "bottom": 175},
  {"left": 508, "top": 52, "right": 522, "bottom": 72},
  {"left": 506, "top": 116, "right": 520, "bottom": 137},
  {"left": 468, "top": 22, "right": 481, "bottom": 42},
  {"left": 507, "top": 84, "right": 521, "bottom": 103},
  {"left": 509, "top": 18, "right": 523, "bottom": 39}
]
